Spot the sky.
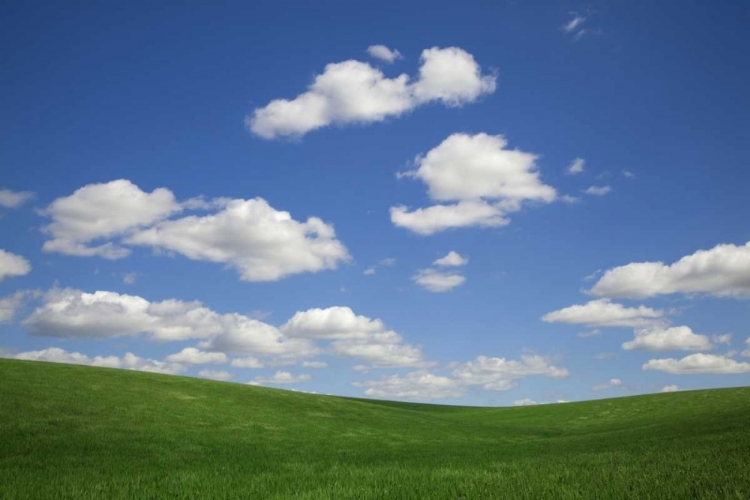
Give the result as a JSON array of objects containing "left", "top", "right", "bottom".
[{"left": 1, "top": 0, "right": 749, "bottom": 406}]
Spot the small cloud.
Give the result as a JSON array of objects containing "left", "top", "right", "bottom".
[
  {"left": 561, "top": 194, "right": 581, "bottom": 204},
  {"left": 566, "top": 158, "right": 585, "bottom": 175},
  {"left": 578, "top": 329, "right": 602, "bottom": 338},
  {"left": 563, "top": 13, "right": 586, "bottom": 33},
  {"left": 363, "top": 267, "right": 376, "bottom": 276},
  {"left": 198, "top": 369, "right": 233, "bottom": 381},
  {"left": 433, "top": 251, "right": 468, "bottom": 267},
  {"left": 302, "top": 361, "right": 328, "bottom": 369},
  {"left": 594, "top": 352, "right": 616, "bottom": 360},
  {"left": 122, "top": 273, "right": 138, "bottom": 285},
  {"left": 413, "top": 268, "right": 465, "bottom": 293},
  {"left": 621, "top": 170, "right": 636, "bottom": 179},
  {"left": 583, "top": 269, "right": 602, "bottom": 282},
  {"left": 592, "top": 378, "right": 622, "bottom": 391},
  {"left": 252, "top": 371, "right": 312, "bottom": 385},
  {"left": 380, "top": 258, "right": 396, "bottom": 267},
  {"left": 366, "top": 45, "right": 403, "bottom": 63},
  {"left": 659, "top": 384, "right": 679, "bottom": 393},
  {"left": 0, "top": 188, "right": 35, "bottom": 209},
  {"left": 513, "top": 398, "right": 538, "bottom": 406},
  {"left": 583, "top": 186, "right": 611, "bottom": 196},
  {"left": 712, "top": 334, "right": 732, "bottom": 345}
]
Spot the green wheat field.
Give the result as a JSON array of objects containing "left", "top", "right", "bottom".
[{"left": 1, "top": 359, "right": 748, "bottom": 499}]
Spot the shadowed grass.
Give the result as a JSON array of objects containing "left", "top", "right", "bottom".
[{"left": 1, "top": 359, "right": 749, "bottom": 499}]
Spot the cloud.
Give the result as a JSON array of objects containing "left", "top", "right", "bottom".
[
  {"left": 712, "top": 334, "right": 732, "bottom": 345},
  {"left": 353, "top": 371, "right": 464, "bottom": 401},
  {"left": 363, "top": 267, "right": 376, "bottom": 276},
  {"left": 593, "top": 352, "right": 616, "bottom": 360},
  {"left": 122, "top": 273, "right": 138, "bottom": 285},
  {"left": 252, "top": 371, "right": 312, "bottom": 384},
  {"left": 281, "top": 306, "right": 429, "bottom": 368},
  {"left": 591, "top": 378, "right": 622, "bottom": 391},
  {"left": 643, "top": 353, "right": 750, "bottom": 374},
  {"left": 622, "top": 326, "right": 714, "bottom": 352},
  {"left": 512, "top": 398, "right": 539, "bottom": 406},
  {"left": 566, "top": 158, "right": 585, "bottom": 175},
  {"left": 0, "top": 250, "right": 31, "bottom": 282},
  {"left": 9, "top": 347, "right": 185, "bottom": 375},
  {"left": 590, "top": 241, "right": 750, "bottom": 299},
  {"left": 433, "top": 251, "right": 468, "bottom": 267},
  {"left": 41, "top": 179, "right": 181, "bottom": 259},
  {"left": 578, "top": 329, "right": 602, "bottom": 338},
  {"left": 583, "top": 186, "right": 611, "bottom": 196},
  {"left": 660, "top": 384, "right": 679, "bottom": 393},
  {"left": 560, "top": 194, "right": 581, "bottom": 204},
  {"left": 198, "top": 369, "right": 232, "bottom": 381},
  {"left": 621, "top": 170, "right": 636, "bottom": 179},
  {"left": 743, "top": 338, "right": 750, "bottom": 358},
  {"left": 126, "top": 197, "right": 350, "bottom": 282},
  {"left": 247, "top": 47, "right": 495, "bottom": 139},
  {"left": 542, "top": 299, "right": 664, "bottom": 328},
  {"left": 230, "top": 356, "right": 265, "bottom": 368},
  {"left": 562, "top": 13, "right": 588, "bottom": 39},
  {"left": 450, "top": 355, "right": 568, "bottom": 391},
  {"left": 412, "top": 268, "right": 466, "bottom": 293},
  {"left": 366, "top": 45, "right": 402, "bottom": 63},
  {"left": 0, "top": 291, "right": 37, "bottom": 323},
  {"left": 392, "top": 133, "right": 556, "bottom": 234},
  {"left": 164, "top": 347, "right": 227, "bottom": 365},
  {"left": 380, "top": 258, "right": 396, "bottom": 267},
  {"left": 0, "top": 188, "right": 34, "bottom": 208}
]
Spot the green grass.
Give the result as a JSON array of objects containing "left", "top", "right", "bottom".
[{"left": 1, "top": 359, "right": 749, "bottom": 499}]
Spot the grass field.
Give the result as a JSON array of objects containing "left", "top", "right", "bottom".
[{"left": 1, "top": 359, "right": 749, "bottom": 499}]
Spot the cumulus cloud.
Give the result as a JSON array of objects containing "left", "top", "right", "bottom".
[
  {"left": 353, "top": 371, "right": 464, "bottom": 400},
  {"left": 40, "top": 180, "right": 349, "bottom": 282},
  {"left": 165, "top": 347, "right": 227, "bottom": 365},
  {"left": 412, "top": 268, "right": 466, "bottom": 293},
  {"left": 392, "top": 133, "right": 556, "bottom": 234},
  {"left": 591, "top": 241, "right": 750, "bottom": 299},
  {"left": 41, "top": 180, "right": 181, "bottom": 259},
  {"left": 583, "top": 186, "right": 611, "bottom": 196},
  {"left": 622, "top": 326, "right": 713, "bottom": 352},
  {"left": 451, "top": 355, "right": 568, "bottom": 391},
  {"left": 282, "top": 306, "right": 429, "bottom": 368},
  {"left": 643, "top": 353, "right": 750, "bottom": 374},
  {"left": 126, "top": 197, "right": 350, "bottom": 282},
  {"left": 542, "top": 299, "right": 664, "bottom": 328},
  {"left": 660, "top": 384, "right": 679, "bottom": 393},
  {"left": 591, "top": 378, "right": 622, "bottom": 391},
  {"left": 366, "top": 45, "right": 402, "bottom": 63},
  {"left": 252, "top": 371, "right": 312, "bottom": 384},
  {"left": 247, "top": 47, "right": 495, "bottom": 139},
  {"left": 434, "top": 251, "right": 468, "bottom": 267},
  {"left": 0, "top": 250, "right": 31, "bottom": 282},
  {"left": 0, "top": 188, "right": 34, "bottom": 208},
  {"left": 0, "top": 291, "right": 37, "bottom": 323},
  {"left": 198, "top": 369, "right": 232, "bottom": 381},
  {"left": 9, "top": 347, "right": 185, "bottom": 375},
  {"left": 512, "top": 398, "right": 539, "bottom": 406},
  {"left": 566, "top": 158, "right": 585, "bottom": 175}
]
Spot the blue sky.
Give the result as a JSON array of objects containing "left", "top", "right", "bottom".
[{"left": 1, "top": 0, "right": 749, "bottom": 405}]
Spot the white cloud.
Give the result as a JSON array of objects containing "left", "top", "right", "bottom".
[
  {"left": 363, "top": 267, "right": 376, "bottom": 276},
  {"left": 433, "top": 251, "right": 468, "bottom": 267},
  {"left": 591, "top": 378, "right": 622, "bottom": 391},
  {"left": 660, "top": 384, "right": 679, "bottom": 393},
  {"left": 566, "top": 158, "right": 585, "bottom": 175},
  {"left": 392, "top": 133, "right": 556, "bottom": 234},
  {"left": 512, "top": 398, "right": 539, "bottom": 406},
  {"left": 561, "top": 194, "right": 581, "bottom": 204},
  {"left": 41, "top": 180, "right": 181, "bottom": 259},
  {"left": 302, "top": 360, "right": 327, "bottom": 368},
  {"left": 391, "top": 200, "right": 509, "bottom": 235},
  {"left": 331, "top": 340, "right": 428, "bottom": 368},
  {"left": 353, "top": 371, "right": 464, "bottom": 401},
  {"left": 412, "top": 268, "right": 465, "bottom": 293},
  {"left": 10, "top": 347, "right": 185, "bottom": 375},
  {"left": 252, "top": 371, "right": 312, "bottom": 384},
  {"left": 0, "top": 250, "right": 31, "bottom": 282},
  {"left": 122, "top": 273, "right": 138, "bottom": 285},
  {"left": 380, "top": 258, "right": 396, "bottom": 267},
  {"left": 0, "top": 291, "right": 36, "bottom": 323},
  {"left": 542, "top": 299, "right": 664, "bottom": 328},
  {"left": 451, "top": 355, "right": 568, "bottom": 391},
  {"left": 247, "top": 47, "right": 495, "bottom": 139},
  {"left": 0, "top": 188, "right": 34, "bottom": 208},
  {"left": 230, "top": 356, "right": 265, "bottom": 368},
  {"left": 198, "top": 369, "right": 232, "bottom": 381},
  {"left": 583, "top": 185, "right": 611, "bottom": 196},
  {"left": 621, "top": 170, "right": 636, "bottom": 179},
  {"left": 712, "top": 334, "right": 732, "bottom": 345},
  {"left": 591, "top": 241, "right": 750, "bottom": 299},
  {"left": 563, "top": 14, "right": 586, "bottom": 33},
  {"left": 622, "top": 326, "right": 714, "bottom": 352},
  {"left": 126, "top": 198, "right": 350, "bottom": 282},
  {"left": 366, "top": 45, "right": 402, "bottom": 63},
  {"left": 578, "top": 329, "right": 602, "bottom": 338},
  {"left": 165, "top": 347, "right": 227, "bottom": 365},
  {"left": 643, "top": 353, "right": 750, "bottom": 374}
]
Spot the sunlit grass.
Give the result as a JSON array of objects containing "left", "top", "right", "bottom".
[{"left": 1, "top": 359, "right": 748, "bottom": 499}]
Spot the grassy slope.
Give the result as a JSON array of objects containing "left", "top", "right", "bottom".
[{"left": 1, "top": 359, "right": 748, "bottom": 499}]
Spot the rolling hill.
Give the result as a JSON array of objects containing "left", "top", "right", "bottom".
[{"left": 1, "top": 359, "right": 748, "bottom": 499}]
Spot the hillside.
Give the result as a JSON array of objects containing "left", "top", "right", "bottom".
[{"left": 1, "top": 359, "right": 748, "bottom": 499}]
